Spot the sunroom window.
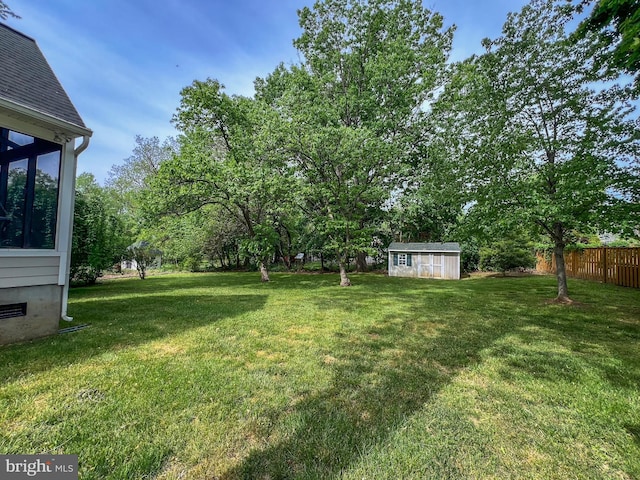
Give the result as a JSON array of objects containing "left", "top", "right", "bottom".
[{"left": 0, "top": 128, "right": 61, "bottom": 249}]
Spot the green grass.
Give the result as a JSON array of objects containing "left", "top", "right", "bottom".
[{"left": 1, "top": 272, "right": 639, "bottom": 479}]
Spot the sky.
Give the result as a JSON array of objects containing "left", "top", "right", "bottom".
[{"left": 4, "top": 0, "right": 529, "bottom": 184}]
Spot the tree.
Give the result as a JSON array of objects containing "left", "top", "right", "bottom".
[
  {"left": 573, "top": 0, "right": 640, "bottom": 86},
  {"left": 106, "top": 135, "right": 177, "bottom": 235},
  {"left": 71, "top": 173, "right": 129, "bottom": 285},
  {"left": 387, "top": 181, "right": 463, "bottom": 244},
  {"left": 0, "top": 1, "right": 19, "bottom": 20},
  {"left": 146, "top": 80, "right": 294, "bottom": 282},
  {"left": 479, "top": 235, "right": 537, "bottom": 275},
  {"left": 126, "top": 240, "right": 161, "bottom": 280},
  {"left": 435, "top": 0, "right": 640, "bottom": 302},
  {"left": 260, "top": 0, "right": 453, "bottom": 286}
]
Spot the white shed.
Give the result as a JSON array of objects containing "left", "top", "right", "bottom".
[
  {"left": 388, "top": 242, "right": 461, "bottom": 280},
  {"left": 0, "top": 23, "right": 91, "bottom": 345}
]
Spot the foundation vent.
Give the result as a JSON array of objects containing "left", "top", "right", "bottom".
[{"left": 0, "top": 303, "right": 27, "bottom": 319}]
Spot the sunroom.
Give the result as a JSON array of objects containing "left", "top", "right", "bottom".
[{"left": 0, "top": 23, "right": 91, "bottom": 345}]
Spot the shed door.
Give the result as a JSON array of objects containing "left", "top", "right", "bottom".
[
  {"left": 431, "top": 254, "right": 443, "bottom": 278},
  {"left": 418, "top": 257, "right": 430, "bottom": 278},
  {"left": 418, "top": 254, "right": 443, "bottom": 278}
]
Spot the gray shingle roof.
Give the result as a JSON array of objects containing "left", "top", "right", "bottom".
[
  {"left": 0, "top": 23, "right": 86, "bottom": 129},
  {"left": 388, "top": 242, "right": 461, "bottom": 253}
]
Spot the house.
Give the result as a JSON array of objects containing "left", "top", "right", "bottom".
[
  {"left": 0, "top": 23, "right": 91, "bottom": 345},
  {"left": 388, "top": 242, "right": 461, "bottom": 280}
]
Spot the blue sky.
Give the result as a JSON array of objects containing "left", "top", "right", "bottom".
[{"left": 5, "top": 0, "right": 528, "bottom": 184}]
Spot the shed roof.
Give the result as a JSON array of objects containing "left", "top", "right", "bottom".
[
  {"left": 0, "top": 23, "right": 87, "bottom": 131},
  {"left": 389, "top": 242, "right": 461, "bottom": 253}
]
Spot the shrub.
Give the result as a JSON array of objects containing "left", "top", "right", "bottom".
[
  {"left": 479, "top": 239, "right": 536, "bottom": 275},
  {"left": 460, "top": 241, "right": 480, "bottom": 273}
]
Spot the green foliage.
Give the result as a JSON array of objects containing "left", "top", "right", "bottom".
[
  {"left": 239, "top": 223, "right": 279, "bottom": 262},
  {"left": 106, "top": 135, "right": 177, "bottom": 239},
  {"left": 126, "top": 240, "right": 161, "bottom": 280},
  {"left": 71, "top": 173, "right": 129, "bottom": 285},
  {"left": 574, "top": 0, "right": 640, "bottom": 86},
  {"left": 145, "top": 79, "right": 295, "bottom": 281},
  {"left": 459, "top": 240, "right": 481, "bottom": 273},
  {"left": 257, "top": 0, "right": 454, "bottom": 284},
  {"left": 434, "top": 0, "right": 640, "bottom": 299},
  {"left": 388, "top": 186, "right": 462, "bottom": 243},
  {"left": 479, "top": 238, "right": 537, "bottom": 274}
]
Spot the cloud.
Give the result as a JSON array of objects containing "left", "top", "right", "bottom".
[{"left": 6, "top": 0, "right": 529, "bottom": 184}]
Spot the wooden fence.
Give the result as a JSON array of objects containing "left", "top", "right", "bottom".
[{"left": 536, "top": 247, "right": 640, "bottom": 289}]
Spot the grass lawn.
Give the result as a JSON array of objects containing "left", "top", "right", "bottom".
[{"left": 1, "top": 272, "right": 639, "bottom": 479}]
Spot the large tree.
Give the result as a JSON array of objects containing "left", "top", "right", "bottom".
[
  {"left": 106, "top": 135, "right": 177, "bottom": 229},
  {"left": 71, "top": 173, "right": 130, "bottom": 285},
  {"left": 260, "top": 0, "right": 453, "bottom": 286},
  {"left": 146, "top": 80, "right": 293, "bottom": 282},
  {"left": 435, "top": 0, "right": 640, "bottom": 301}
]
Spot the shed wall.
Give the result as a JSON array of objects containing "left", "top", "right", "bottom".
[{"left": 388, "top": 251, "right": 460, "bottom": 280}]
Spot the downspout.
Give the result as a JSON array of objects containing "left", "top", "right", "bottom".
[
  {"left": 61, "top": 135, "right": 90, "bottom": 321},
  {"left": 74, "top": 134, "right": 90, "bottom": 156}
]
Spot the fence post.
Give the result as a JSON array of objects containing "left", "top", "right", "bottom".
[{"left": 603, "top": 246, "right": 607, "bottom": 284}]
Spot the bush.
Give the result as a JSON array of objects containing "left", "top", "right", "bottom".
[
  {"left": 460, "top": 241, "right": 480, "bottom": 273},
  {"left": 479, "top": 239, "right": 536, "bottom": 275},
  {"left": 70, "top": 265, "right": 102, "bottom": 286}
]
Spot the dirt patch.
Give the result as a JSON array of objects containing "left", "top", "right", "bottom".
[
  {"left": 470, "top": 270, "right": 547, "bottom": 279},
  {"left": 544, "top": 297, "right": 584, "bottom": 307}
]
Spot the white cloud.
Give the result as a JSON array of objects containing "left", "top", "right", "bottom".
[{"left": 6, "top": 0, "right": 529, "bottom": 184}]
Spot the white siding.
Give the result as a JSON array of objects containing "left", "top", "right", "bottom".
[
  {"left": 444, "top": 253, "right": 460, "bottom": 280},
  {"left": 0, "top": 254, "right": 60, "bottom": 288},
  {"left": 388, "top": 250, "right": 460, "bottom": 280}
]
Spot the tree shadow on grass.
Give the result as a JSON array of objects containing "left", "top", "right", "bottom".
[
  {"left": 220, "top": 276, "right": 640, "bottom": 479},
  {"left": 503, "top": 302, "right": 640, "bottom": 390},
  {"left": 221, "top": 287, "right": 516, "bottom": 479},
  {"left": 80, "top": 272, "right": 346, "bottom": 300},
  {"left": 76, "top": 273, "right": 267, "bottom": 298},
  {"left": 626, "top": 425, "right": 640, "bottom": 446},
  {"left": 0, "top": 293, "right": 267, "bottom": 382}
]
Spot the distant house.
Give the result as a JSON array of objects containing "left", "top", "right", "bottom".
[
  {"left": 0, "top": 23, "right": 91, "bottom": 345},
  {"left": 388, "top": 242, "right": 461, "bottom": 280}
]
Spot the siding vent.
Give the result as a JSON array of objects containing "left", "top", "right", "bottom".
[{"left": 0, "top": 302, "right": 27, "bottom": 319}]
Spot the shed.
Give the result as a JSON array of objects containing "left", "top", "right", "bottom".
[
  {"left": 388, "top": 242, "right": 461, "bottom": 280},
  {"left": 0, "top": 23, "right": 91, "bottom": 345}
]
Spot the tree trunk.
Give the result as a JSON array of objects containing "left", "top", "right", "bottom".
[
  {"left": 320, "top": 253, "right": 326, "bottom": 272},
  {"left": 355, "top": 251, "right": 368, "bottom": 273},
  {"left": 260, "top": 260, "right": 270, "bottom": 282},
  {"left": 339, "top": 261, "right": 351, "bottom": 287},
  {"left": 554, "top": 242, "right": 571, "bottom": 302}
]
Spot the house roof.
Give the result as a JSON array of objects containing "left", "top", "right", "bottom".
[
  {"left": 389, "top": 242, "right": 461, "bottom": 253},
  {"left": 0, "top": 23, "right": 87, "bottom": 132}
]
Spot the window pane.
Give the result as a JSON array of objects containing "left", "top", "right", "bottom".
[
  {"left": 30, "top": 151, "right": 60, "bottom": 249},
  {"left": 8, "top": 131, "right": 34, "bottom": 146},
  {"left": 1, "top": 159, "right": 28, "bottom": 248}
]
